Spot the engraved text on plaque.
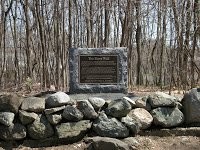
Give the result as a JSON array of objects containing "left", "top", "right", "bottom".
[{"left": 79, "top": 55, "right": 118, "bottom": 84}]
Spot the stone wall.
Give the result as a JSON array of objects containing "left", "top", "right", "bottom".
[{"left": 0, "top": 88, "right": 199, "bottom": 147}]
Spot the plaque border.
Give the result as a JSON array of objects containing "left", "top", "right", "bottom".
[
  {"left": 69, "top": 47, "right": 128, "bottom": 94},
  {"left": 78, "top": 55, "right": 119, "bottom": 85}
]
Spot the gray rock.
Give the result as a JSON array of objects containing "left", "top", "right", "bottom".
[
  {"left": 85, "top": 136, "right": 130, "bottom": 150},
  {"left": 0, "top": 112, "right": 15, "bottom": 126},
  {"left": 0, "top": 123, "right": 26, "bottom": 140},
  {"left": 182, "top": 88, "right": 200, "bottom": 124},
  {"left": 0, "top": 93, "right": 24, "bottom": 114},
  {"left": 128, "top": 108, "right": 153, "bottom": 129},
  {"left": 105, "top": 99, "right": 112, "bottom": 105},
  {"left": 88, "top": 97, "right": 105, "bottom": 110},
  {"left": 44, "top": 106, "right": 65, "bottom": 115},
  {"left": 176, "top": 102, "right": 182, "bottom": 110},
  {"left": 19, "top": 110, "right": 38, "bottom": 125},
  {"left": 151, "top": 107, "right": 184, "bottom": 127},
  {"left": 46, "top": 113, "right": 62, "bottom": 125},
  {"left": 62, "top": 105, "right": 83, "bottom": 121},
  {"left": 27, "top": 115, "right": 54, "bottom": 139},
  {"left": 45, "top": 92, "right": 71, "bottom": 108},
  {"left": 55, "top": 120, "right": 91, "bottom": 141},
  {"left": 122, "top": 137, "right": 139, "bottom": 148},
  {"left": 92, "top": 112, "right": 129, "bottom": 138},
  {"left": 21, "top": 97, "right": 45, "bottom": 113},
  {"left": 77, "top": 100, "right": 98, "bottom": 119},
  {"left": 121, "top": 116, "right": 140, "bottom": 135},
  {"left": 123, "top": 96, "right": 136, "bottom": 108},
  {"left": 148, "top": 92, "right": 177, "bottom": 108},
  {"left": 135, "top": 96, "right": 151, "bottom": 111},
  {"left": 105, "top": 99, "right": 131, "bottom": 118}
]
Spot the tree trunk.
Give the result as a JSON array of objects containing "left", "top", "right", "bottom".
[
  {"left": 191, "top": 0, "right": 198, "bottom": 88},
  {"left": 24, "top": 0, "right": 32, "bottom": 78},
  {"left": 135, "top": 0, "right": 142, "bottom": 85}
]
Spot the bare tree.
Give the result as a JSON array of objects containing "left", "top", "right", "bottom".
[
  {"left": 0, "top": 0, "right": 199, "bottom": 92},
  {"left": 135, "top": 0, "right": 142, "bottom": 85}
]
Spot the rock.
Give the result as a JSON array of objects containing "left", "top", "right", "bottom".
[
  {"left": 55, "top": 120, "right": 91, "bottom": 141},
  {"left": 46, "top": 113, "right": 62, "bottom": 125},
  {"left": 34, "top": 91, "right": 56, "bottom": 98},
  {"left": 148, "top": 92, "right": 177, "bottom": 108},
  {"left": 44, "top": 106, "right": 65, "bottom": 115},
  {"left": 121, "top": 116, "right": 141, "bottom": 135},
  {"left": 182, "top": 88, "right": 200, "bottom": 124},
  {"left": 27, "top": 115, "right": 54, "bottom": 139},
  {"left": 176, "top": 102, "right": 182, "bottom": 110},
  {"left": 21, "top": 97, "right": 45, "bottom": 113},
  {"left": 135, "top": 96, "right": 151, "bottom": 111},
  {"left": 122, "top": 137, "right": 139, "bottom": 148},
  {"left": 88, "top": 97, "right": 105, "bottom": 110},
  {"left": 92, "top": 112, "right": 129, "bottom": 138},
  {"left": 19, "top": 110, "right": 38, "bottom": 125},
  {"left": 0, "top": 112, "right": 15, "bottom": 126},
  {"left": 151, "top": 107, "right": 184, "bottom": 127},
  {"left": 105, "top": 99, "right": 132, "bottom": 118},
  {"left": 123, "top": 96, "right": 136, "bottom": 108},
  {"left": 85, "top": 136, "right": 130, "bottom": 150},
  {"left": 45, "top": 92, "right": 71, "bottom": 108},
  {"left": 128, "top": 108, "right": 153, "bottom": 129},
  {"left": 0, "top": 123, "right": 26, "bottom": 140},
  {"left": 0, "top": 93, "right": 24, "bottom": 113},
  {"left": 77, "top": 100, "right": 98, "bottom": 119},
  {"left": 62, "top": 105, "right": 83, "bottom": 121}
]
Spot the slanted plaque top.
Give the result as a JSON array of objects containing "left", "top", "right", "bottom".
[{"left": 79, "top": 55, "right": 118, "bottom": 84}]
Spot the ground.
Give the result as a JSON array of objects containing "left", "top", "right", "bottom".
[
  {"left": 135, "top": 136, "right": 200, "bottom": 150},
  {"left": 9, "top": 136, "right": 200, "bottom": 150}
]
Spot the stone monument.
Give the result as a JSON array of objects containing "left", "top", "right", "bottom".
[{"left": 69, "top": 47, "right": 127, "bottom": 93}]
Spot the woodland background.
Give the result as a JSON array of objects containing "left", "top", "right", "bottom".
[{"left": 0, "top": 0, "right": 199, "bottom": 93}]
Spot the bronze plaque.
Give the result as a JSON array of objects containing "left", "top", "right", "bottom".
[{"left": 79, "top": 55, "right": 118, "bottom": 84}]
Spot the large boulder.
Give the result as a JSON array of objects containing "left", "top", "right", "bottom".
[
  {"left": 27, "top": 115, "right": 54, "bottom": 139},
  {"left": 0, "top": 93, "right": 24, "bottom": 113},
  {"left": 0, "top": 112, "right": 15, "bottom": 126},
  {"left": 128, "top": 108, "right": 153, "bottom": 129},
  {"left": 19, "top": 110, "right": 38, "bottom": 125},
  {"left": 55, "top": 120, "right": 91, "bottom": 142},
  {"left": 148, "top": 92, "right": 177, "bottom": 108},
  {"left": 45, "top": 92, "right": 71, "bottom": 108},
  {"left": 182, "top": 88, "right": 200, "bottom": 124},
  {"left": 88, "top": 97, "right": 105, "bottom": 111},
  {"left": 92, "top": 112, "right": 129, "bottom": 138},
  {"left": 21, "top": 97, "right": 45, "bottom": 113},
  {"left": 121, "top": 116, "right": 141, "bottom": 135},
  {"left": 85, "top": 136, "right": 130, "bottom": 150},
  {"left": 105, "top": 99, "right": 132, "bottom": 118},
  {"left": 135, "top": 96, "right": 151, "bottom": 111},
  {"left": 77, "top": 100, "right": 98, "bottom": 119},
  {"left": 62, "top": 105, "right": 83, "bottom": 121},
  {"left": 151, "top": 107, "right": 184, "bottom": 127},
  {"left": 0, "top": 123, "right": 26, "bottom": 140}
]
